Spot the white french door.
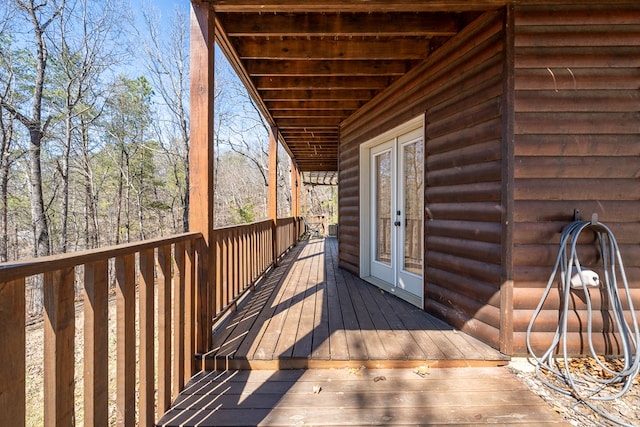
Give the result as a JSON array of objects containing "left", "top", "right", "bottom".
[{"left": 367, "top": 126, "right": 424, "bottom": 306}]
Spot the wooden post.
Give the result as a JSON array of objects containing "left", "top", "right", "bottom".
[
  {"left": 190, "top": 0, "right": 215, "bottom": 358},
  {"left": 0, "top": 279, "right": 26, "bottom": 427},
  {"left": 268, "top": 127, "right": 279, "bottom": 263},
  {"left": 500, "top": 4, "right": 515, "bottom": 356}
]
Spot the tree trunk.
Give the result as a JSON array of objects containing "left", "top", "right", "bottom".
[
  {"left": 0, "top": 109, "right": 11, "bottom": 262},
  {"left": 59, "top": 112, "right": 72, "bottom": 253},
  {"left": 29, "top": 128, "right": 50, "bottom": 257},
  {"left": 81, "top": 118, "right": 98, "bottom": 248}
]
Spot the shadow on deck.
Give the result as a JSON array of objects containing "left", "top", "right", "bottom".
[
  {"left": 158, "top": 237, "right": 569, "bottom": 426},
  {"left": 206, "top": 236, "right": 508, "bottom": 370}
]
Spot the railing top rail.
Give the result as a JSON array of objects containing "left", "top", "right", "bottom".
[
  {"left": 214, "top": 216, "right": 301, "bottom": 233},
  {"left": 276, "top": 217, "right": 297, "bottom": 225},
  {"left": 0, "top": 231, "right": 203, "bottom": 282},
  {"left": 214, "top": 218, "right": 273, "bottom": 233}
]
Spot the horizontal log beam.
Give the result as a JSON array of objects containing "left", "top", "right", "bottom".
[
  {"left": 221, "top": 12, "right": 459, "bottom": 36},
  {"left": 267, "top": 100, "right": 366, "bottom": 110},
  {"left": 210, "top": 0, "right": 508, "bottom": 13},
  {"left": 272, "top": 109, "right": 353, "bottom": 118},
  {"left": 237, "top": 38, "right": 430, "bottom": 60},
  {"left": 261, "top": 89, "right": 378, "bottom": 101},
  {"left": 245, "top": 59, "right": 414, "bottom": 76},
  {"left": 254, "top": 75, "right": 395, "bottom": 90},
  {"left": 276, "top": 117, "right": 342, "bottom": 126}
]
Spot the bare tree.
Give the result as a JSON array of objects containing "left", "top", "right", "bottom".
[
  {"left": 0, "top": 15, "right": 19, "bottom": 261},
  {"left": 141, "top": 3, "right": 190, "bottom": 232},
  {"left": 50, "top": 0, "right": 126, "bottom": 252},
  {"left": 0, "top": 0, "right": 66, "bottom": 257}
]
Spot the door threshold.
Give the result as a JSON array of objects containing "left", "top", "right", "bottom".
[{"left": 362, "top": 276, "right": 423, "bottom": 308}]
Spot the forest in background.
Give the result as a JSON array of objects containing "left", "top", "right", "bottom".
[{"left": 0, "top": 0, "right": 337, "bottom": 266}]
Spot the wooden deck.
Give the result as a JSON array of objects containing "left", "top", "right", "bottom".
[
  {"left": 203, "top": 237, "right": 508, "bottom": 370},
  {"left": 158, "top": 237, "right": 569, "bottom": 426},
  {"left": 158, "top": 367, "right": 569, "bottom": 426}
]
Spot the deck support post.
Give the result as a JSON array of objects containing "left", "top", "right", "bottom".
[
  {"left": 190, "top": 0, "right": 215, "bottom": 363},
  {"left": 268, "top": 127, "right": 279, "bottom": 264},
  {"left": 500, "top": 4, "right": 515, "bottom": 355}
]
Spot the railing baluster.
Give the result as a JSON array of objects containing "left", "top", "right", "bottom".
[
  {"left": 173, "top": 241, "right": 186, "bottom": 399},
  {"left": 0, "top": 279, "right": 26, "bottom": 427},
  {"left": 139, "top": 249, "right": 155, "bottom": 427},
  {"left": 184, "top": 240, "right": 196, "bottom": 377},
  {"left": 196, "top": 238, "right": 210, "bottom": 357},
  {"left": 236, "top": 229, "right": 241, "bottom": 297},
  {"left": 241, "top": 229, "right": 246, "bottom": 292},
  {"left": 84, "top": 260, "right": 109, "bottom": 427},
  {"left": 215, "top": 233, "right": 222, "bottom": 314},
  {"left": 157, "top": 244, "right": 172, "bottom": 418},
  {"left": 251, "top": 224, "right": 257, "bottom": 282},
  {"left": 43, "top": 268, "right": 75, "bottom": 426},
  {"left": 116, "top": 254, "right": 135, "bottom": 427},
  {"left": 221, "top": 232, "right": 228, "bottom": 308}
]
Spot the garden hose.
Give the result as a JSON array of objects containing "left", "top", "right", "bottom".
[{"left": 526, "top": 217, "right": 640, "bottom": 426}]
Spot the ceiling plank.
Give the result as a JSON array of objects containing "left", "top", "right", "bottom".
[
  {"left": 235, "top": 38, "right": 430, "bottom": 60},
  {"left": 282, "top": 130, "right": 338, "bottom": 136},
  {"left": 283, "top": 138, "right": 339, "bottom": 143},
  {"left": 267, "top": 100, "right": 366, "bottom": 110},
  {"left": 220, "top": 12, "right": 459, "bottom": 36},
  {"left": 261, "top": 89, "right": 379, "bottom": 101},
  {"left": 255, "top": 76, "right": 394, "bottom": 90},
  {"left": 245, "top": 59, "right": 415, "bottom": 76},
  {"left": 272, "top": 110, "right": 354, "bottom": 118},
  {"left": 277, "top": 117, "right": 342, "bottom": 127}
]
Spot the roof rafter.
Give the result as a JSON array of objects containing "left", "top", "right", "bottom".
[{"left": 220, "top": 12, "right": 460, "bottom": 36}]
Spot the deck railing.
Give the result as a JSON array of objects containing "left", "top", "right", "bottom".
[{"left": 0, "top": 216, "right": 303, "bottom": 426}]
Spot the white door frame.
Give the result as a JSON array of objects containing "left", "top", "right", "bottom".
[{"left": 359, "top": 115, "right": 424, "bottom": 307}]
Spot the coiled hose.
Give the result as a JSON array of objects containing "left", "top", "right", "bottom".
[{"left": 526, "top": 218, "right": 640, "bottom": 426}]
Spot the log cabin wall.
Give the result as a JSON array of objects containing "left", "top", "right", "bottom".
[
  {"left": 512, "top": 3, "right": 640, "bottom": 355},
  {"left": 339, "top": 10, "right": 506, "bottom": 349}
]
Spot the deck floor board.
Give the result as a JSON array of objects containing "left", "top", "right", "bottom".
[
  {"left": 159, "top": 367, "right": 569, "bottom": 426},
  {"left": 208, "top": 237, "right": 509, "bottom": 369}
]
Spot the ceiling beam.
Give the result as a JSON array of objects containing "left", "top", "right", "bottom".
[
  {"left": 220, "top": 12, "right": 459, "bottom": 36},
  {"left": 245, "top": 59, "right": 415, "bottom": 76},
  {"left": 272, "top": 110, "right": 354, "bottom": 118},
  {"left": 255, "top": 76, "right": 394, "bottom": 90},
  {"left": 267, "top": 100, "right": 366, "bottom": 110},
  {"left": 261, "top": 89, "right": 378, "bottom": 101},
  {"left": 281, "top": 130, "right": 338, "bottom": 135},
  {"left": 235, "top": 38, "right": 430, "bottom": 60},
  {"left": 276, "top": 117, "right": 342, "bottom": 127},
  {"left": 210, "top": 0, "right": 507, "bottom": 13}
]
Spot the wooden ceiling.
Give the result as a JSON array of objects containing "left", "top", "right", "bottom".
[{"left": 208, "top": 1, "right": 502, "bottom": 172}]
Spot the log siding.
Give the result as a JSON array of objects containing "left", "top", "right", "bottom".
[
  {"left": 339, "top": 11, "right": 506, "bottom": 349},
  {"left": 512, "top": 4, "right": 640, "bottom": 355}
]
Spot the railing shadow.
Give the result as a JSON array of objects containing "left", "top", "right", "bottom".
[{"left": 157, "top": 237, "right": 506, "bottom": 426}]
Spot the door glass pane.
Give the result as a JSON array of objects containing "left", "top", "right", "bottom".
[
  {"left": 403, "top": 140, "right": 423, "bottom": 275},
  {"left": 375, "top": 151, "right": 391, "bottom": 265}
]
